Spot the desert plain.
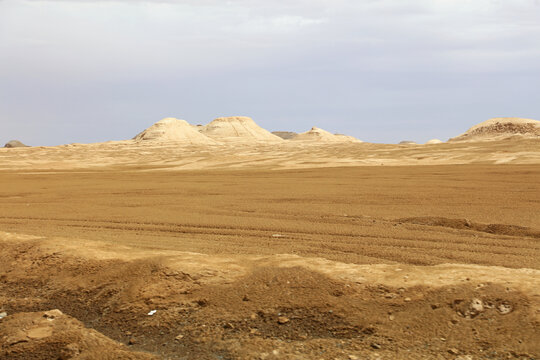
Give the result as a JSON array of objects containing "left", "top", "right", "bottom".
[{"left": 0, "top": 117, "right": 539, "bottom": 359}]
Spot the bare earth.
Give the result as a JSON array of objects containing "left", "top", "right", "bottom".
[{"left": 1, "top": 140, "right": 539, "bottom": 359}]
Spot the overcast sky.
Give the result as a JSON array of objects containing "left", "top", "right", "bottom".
[{"left": 1, "top": 0, "right": 539, "bottom": 145}]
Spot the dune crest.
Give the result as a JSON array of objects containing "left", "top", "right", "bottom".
[
  {"left": 201, "top": 116, "right": 283, "bottom": 143},
  {"left": 133, "top": 118, "right": 217, "bottom": 144},
  {"left": 450, "top": 117, "right": 540, "bottom": 142}
]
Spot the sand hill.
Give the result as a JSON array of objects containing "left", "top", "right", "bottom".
[
  {"left": 201, "top": 116, "right": 283, "bottom": 143},
  {"left": 450, "top": 117, "right": 540, "bottom": 142},
  {"left": 4, "top": 140, "right": 28, "bottom": 148},
  {"left": 133, "top": 118, "right": 217, "bottom": 144},
  {"left": 292, "top": 127, "right": 362, "bottom": 143}
]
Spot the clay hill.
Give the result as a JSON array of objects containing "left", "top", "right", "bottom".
[
  {"left": 292, "top": 127, "right": 362, "bottom": 143},
  {"left": 450, "top": 117, "right": 540, "bottom": 142},
  {"left": 4, "top": 140, "right": 28, "bottom": 148},
  {"left": 200, "top": 116, "right": 283, "bottom": 143},
  {"left": 133, "top": 118, "right": 217, "bottom": 144}
]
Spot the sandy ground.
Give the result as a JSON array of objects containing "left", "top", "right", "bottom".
[
  {"left": 0, "top": 138, "right": 539, "bottom": 171},
  {"left": 1, "top": 141, "right": 539, "bottom": 359}
]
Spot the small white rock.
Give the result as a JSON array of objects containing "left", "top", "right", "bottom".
[{"left": 147, "top": 310, "right": 157, "bottom": 316}]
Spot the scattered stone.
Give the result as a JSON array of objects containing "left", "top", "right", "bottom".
[
  {"left": 497, "top": 303, "right": 513, "bottom": 315},
  {"left": 272, "top": 234, "right": 284, "bottom": 238},
  {"left": 470, "top": 298, "right": 484, "bottom": 315},
  {"left": 389, "top": 315, "right": 395, "bottom": 321},
  {"left": 0, "top": 311, "right": 7, "bottom": 319},
  {"left": 223, "top": 322, "right": 235, "bottom": 329},
  {"left": 404, "top": 297, "right": 412, "bottom": 302},
  {"left": 277, "top": 316, "right": 290, "bottom": 324},
  {"left": 371, "top": 343, "right": 381, "bottom": 349},
  {"left": 242, "top": 294, "right": 250, "bottom": 301},
  {"left": 348, "top": 355, "right": 360, "bottom": 360},
  {"left": 175, "top": 334, "right": 184, "bottom": 341},
  {"left": 128, "top": 337, "right": 137, "bottom": 345},
  {"left": 147, "top": 310, "right": 157, "bottom": 316},
  {"left": 448, "top": 348, "right": 459, "bottom": 355},
  {"left": 43, "top": 309, "right": 63, "bottom": 320}
]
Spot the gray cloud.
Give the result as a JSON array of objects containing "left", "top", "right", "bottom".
[{"left": 1, "top": 0, "right": 539, "bottom": 145}]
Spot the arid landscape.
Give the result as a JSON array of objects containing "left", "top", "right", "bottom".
[{"left": 0, "top": 117, "right": 539, "bottom": 359}]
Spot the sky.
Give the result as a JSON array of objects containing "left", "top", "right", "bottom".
[{"left": 1, "top": 0, "right": 539, "bottom": 145}]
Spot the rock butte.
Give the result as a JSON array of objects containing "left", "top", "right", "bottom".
[
  {"left": 292, "top": 127, "right": 362, "bottom": 143},
  {"left": 425, "top": 139, "right": 443, "bottom": 144},
  {"left": 133, "top": 118, "right": 217, "bottom": 144},
  {"left": 200, "top": 116, "right": 283, "bottom": 143},
  {"left": 449, "top": 117, "right": 540, "bottom": 142}
]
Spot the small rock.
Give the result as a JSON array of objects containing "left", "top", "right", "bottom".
[
  {"left": 404, "top": 297, "right": 411, "bottom": 302},
  {"left": 348, "top": 355, "right": 360, "bottom": 360},
  {"left": 175, "top": 334, "right": 184, "bottom": 341},
  {"left": 448, "top": 348, "right": 459, "bottom": 355},
  {"left": 0, "top": 312, "right": 7, "bottom": 319},
  {"left": 371, "top": 343, "right": 381, "bottom": 349},
  {"left": 128, "top": 337, "right": 137, "bottom": 345},
  {"left": 242, "top": 294, "right": 250, "bottom": 301},
  {"left": 272, "top": 234, "right": 284, "bottom": 238},
  {"left": 388, "top": 315, "right": 395, "bottom": 321},
  {"left": 223, "top": 322, "right": 235, "bottom": 329},
  {"left": 43, "top": 309, "right": 63, "bottom": 320},
  {"left": 147, "top": 310, "right": 157, "bottom": 316},
  {"left": 470, "top": 298, "right": 484, "bottom": 313},
  {"left": 277, "top": 316, "right": 290, "bottom": 324},
  {"left": 456, "top": 356, "right": 473, "bottom": 360},
  {"left": 497, "top": 303, "right": 513, "bottom": 315},
  {"left": 250, "top": 313, "right": 257, "bottom": 320}
]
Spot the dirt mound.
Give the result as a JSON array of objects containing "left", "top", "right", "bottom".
[
  {"left": 0, "top": 310, "right": 156, "bottom": 360},
  {"left": 397, "top": 216, "right": 540, "bottom": 238},
  {"left": 3, "top": 140, "right": 28, "bottom": 148},
  {"left": 201, "top": 116, "right": 283, "bottom": 143},
  {"left": 1, "top": 233, "right": 539, "bottom": 359},
  {"left": 293, "top": 127, "right": 362, "bottom": 142},
  {"left": 271, "top": 131, "right": 297, "bottom": 140},
  {"left": 425, "top": 139, "right": 443, "bottom": 144},
  {"left": 133, "top": 118, "right": 217, "bottom": 144},
  {"left": 450, "top": 117, "right": 540, "bottom": 142}
]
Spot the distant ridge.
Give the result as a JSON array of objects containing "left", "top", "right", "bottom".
[
  {"left": 450, "top": 117, "right": 540, "bottom": 142},
  {"left": 272, "top": 131, "right": 298, "bottom": 140},
  {"left": 4, "top": 140, "right": 29, "bottom": 148},
  {"left": 292, "top": 127, "right": 362, "bottom": 143}
]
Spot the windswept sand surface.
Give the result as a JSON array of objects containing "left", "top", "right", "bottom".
[
  {"left": 0, "top": 138, "right": 539, "bottom": 171},
  {"left": 1, "top": 146, "right": 539, "bottom": 359}
]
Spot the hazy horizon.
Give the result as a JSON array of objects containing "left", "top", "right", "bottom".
[{"left": 1, "top": 0, "right": 539, "bottom": 146}]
